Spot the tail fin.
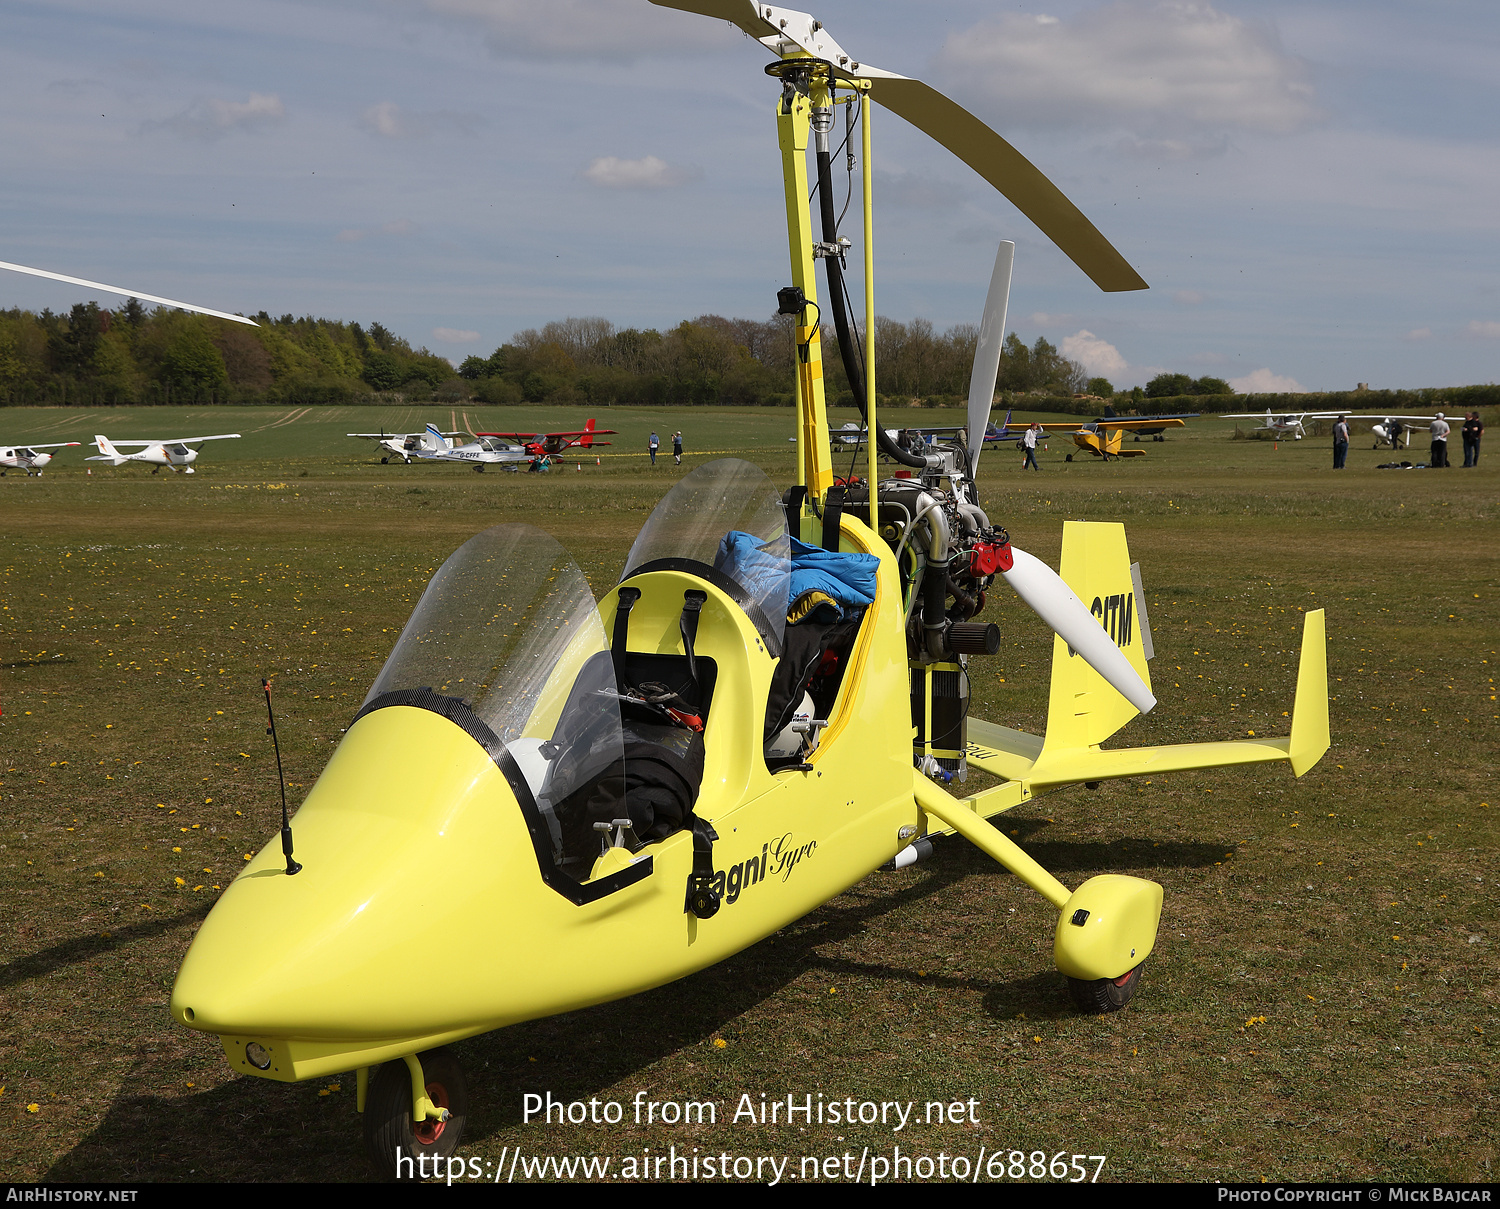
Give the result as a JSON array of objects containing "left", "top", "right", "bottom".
[
  {"left": 88, "top": 435, "right": 125, "bottom": 465},
  {"left": 1288, "top": 608, "right": 1330, "bottom": 775},
  {"left": 1103, "top": 404, "right": 1117, "bottom": 418},
  {"left": 1041, "top": 521, "right": 1154, "bottom": 751},
  {"left": 422, "top": 424, "right": 445, "bottom": 452},
  {"left": 580, "top": 418, "right": 596, "bottom": 449}
]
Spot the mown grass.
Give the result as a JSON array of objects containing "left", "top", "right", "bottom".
[{"left": 1, "top": 406, "right": 1495, "bottom": 1183}]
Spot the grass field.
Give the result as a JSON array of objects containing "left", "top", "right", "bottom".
[{"left": 2, "top": 404, "right": 1496, "bottom": 1184}]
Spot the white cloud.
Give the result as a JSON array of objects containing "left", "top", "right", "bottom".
[
  {"left": 155, "top": 92, "right": 285, "bottom": 140},
  {"left": 419, "top": 0, "right": 734, "bottom": 61},
  {"left": 360, "top": 101, "right": 482, "bottom": 140},
  {"left": 1465, "top": 320, "right": 1500, "bottom": 338},
  {"left": 1405, "top": 327, "right": 1433, "bottom": 341},
  {"left": 433, "top": 327, "right": 481, "bottom": 344},
  {"left": 934, "top": 3, "right": 1321, "bottom": 135},
  {"left": 1117, "top": 134, "right": 1230, "bottom": 161},
  {"left": 582, "top": 155, "right": 698, "bottom": 189},
  {"left": 1230, "top": 368, "right": 1306, "bottom": 393},
  {"left": 873, "top": 169, "right": 966, "bottom": 211},
  {"left": 335, "top": 219, "right": 419, "bottom": 243},
  {"left": 1062, "top": 329, "right": 1128, "bottom": 376},
  {"left": 1174, "top": 290, "right": 1206, "bottom": 305}
]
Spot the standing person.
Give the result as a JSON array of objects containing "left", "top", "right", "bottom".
[
  {"left": 1022, "top": 422, "right": 1041, "bottom": 471},
  {"left": 1462, "top": 411, "right": 1484, "bottom": 467},
  {"left": 672, "top": 431, "right": 683, "bottom": 466},
  {"left": 1429, "top": 412, "right": 1450, "bottom": 468},
  {"left": 648, "top": 431, "right": 659, "bottom": 466},
  {"left": 1332, "top": 414, "right": 1350, "bottom": 469}
]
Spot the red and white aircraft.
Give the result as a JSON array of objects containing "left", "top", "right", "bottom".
[
  {"left": 474, "top": 418, "right": 615, "bottom": 459},
  {"left": 89, "top": 433, "right": 240, "bottom": 474},
  {"left": 1, "top": 441, "right": 80, "bottom": 476}
]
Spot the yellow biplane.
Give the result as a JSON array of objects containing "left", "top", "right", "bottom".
[{"left": 171, "top": 1, "right": 1330, "bottom": 1177}]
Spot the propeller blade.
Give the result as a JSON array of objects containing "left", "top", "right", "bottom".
[
  {"left": 0, "top": 261, "right": 257, "bottom": 326},
  {"left": 1002, "top": 546, "right": 1157, "bottom": 715},
  {"left": 966, "top": 241, "right": 1014, "bottom": 473}
]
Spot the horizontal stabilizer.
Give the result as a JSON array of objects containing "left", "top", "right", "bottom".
[{"left": 965, "top": 607, "right": 1329, "bottom": 793}]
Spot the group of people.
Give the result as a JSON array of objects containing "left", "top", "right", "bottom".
[
  {"left": 1333, "top": 409, "right": 1484, "bottom": 469},
  {"left": 1429, "top": 411, "right": 1486, "bottom": 468},
  {"left": 647, "top": 431, "right": 684, "bottom": 466}
]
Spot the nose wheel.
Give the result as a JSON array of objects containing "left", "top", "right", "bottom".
[
  {"left": 363, "top": 1046, "right": 468, "bottom": 1180},
  {"left": 1066, "top": 964, "right": 1142, "bottom": 1013}
]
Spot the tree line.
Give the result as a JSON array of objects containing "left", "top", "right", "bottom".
[
  {"left": 6, "top": 301, "right": 1494, "bottom": 415},
  {"left": 0, "top": 301, "right": 1098, "bottom": 409}
]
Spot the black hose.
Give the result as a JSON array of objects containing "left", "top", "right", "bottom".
[{"left": 815, "top": 143, "right": 925, "bottom": 469}]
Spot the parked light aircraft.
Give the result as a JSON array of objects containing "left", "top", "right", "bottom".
[
  {"left": 1225, "top": 409, "right": 1438, "bottom": 447},
  {"left": 475, "top": 418, "right": 616, "bottom": 459},
  {"left": 347, "top": 429, "right": 465, "bottom": 464},
  {"left": 1030, "top": 415, "right": 1188, "bottom": 460},
  {"left": 416, "top": 426, "right": 532, "bottom": 472},
  {"left": 172, "top": 1, "right": 1329, "bottom": 1177},
  {"left": 88, "top": 433, "right": 240, "bottom": 474},
  {"left": 1, "top": 441, "right": 79, "bottom": 475}
]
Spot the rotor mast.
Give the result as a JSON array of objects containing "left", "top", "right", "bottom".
[{"left": 776, "top": 64, "right": 837, "bottom": 522}]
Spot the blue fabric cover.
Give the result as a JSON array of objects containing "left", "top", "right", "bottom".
[
  {"left": 714, "top": 531, "right": 879, "bottom": 624},
  {"left": 787, "top": 536, "right": 879, "bottom": 622}
]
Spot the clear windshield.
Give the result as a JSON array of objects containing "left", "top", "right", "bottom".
[
  {"left": 622, "top": 458, "right": 790, "bottom": 648},
  {"left": 364, "top": 525, "right": 625, "bottom": 869}
]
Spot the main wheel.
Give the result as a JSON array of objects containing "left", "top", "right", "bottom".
[
  {"left": 1067, "top": 964, "right": 1142, "bottom": 1014},
  {"left": 363, "top": 1047, "right": 468, "bottom": 1181}
]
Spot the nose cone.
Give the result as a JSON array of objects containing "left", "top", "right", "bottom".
[{"left": 171, "top": 706, "right": 548, "bottom": 1040}]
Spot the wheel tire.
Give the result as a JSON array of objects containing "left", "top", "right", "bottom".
[
  {"left": 363, "top": 1047, "right": 468, "bottom": 1181},
  {"left": 1067, "top": 964, "right": 1143, "bottom": 1014},
  {"left": 381, "top": 456, "right": 389, "bottom": 464}
]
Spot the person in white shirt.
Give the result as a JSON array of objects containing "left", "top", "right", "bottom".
[
  {"left": 1022, "top": 423, "right": 1040, "bottom": 471},
  {"left": 1430, "top": 412, "right": 1451, "bottom": 468}
]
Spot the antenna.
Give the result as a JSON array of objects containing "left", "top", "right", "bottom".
[{"left": 262, "top": 679, "right": 303, "bottom": 875}]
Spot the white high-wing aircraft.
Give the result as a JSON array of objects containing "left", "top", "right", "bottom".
[
  {"left": 347, "top": 429, "right": 465, "bottom": 464},
  {"left": 415, "top": 425, "right": 531, "bottom": 472},
  {"left": 1225, "top": 409, "right": 1437, "bottom": 444},
  {"left": 88, "top": 433, "right": 240, "bottom": 474},
  {"left": 1, "top": 441, "right": 79, "bottom": 476}
]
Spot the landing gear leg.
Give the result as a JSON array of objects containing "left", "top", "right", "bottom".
[{"left": 362, "top": 1047, "right": 468, "bottom": 1180}]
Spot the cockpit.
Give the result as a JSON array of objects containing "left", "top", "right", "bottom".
[{"left": 352, "top": 458, "right": 878, "bottom": 907}]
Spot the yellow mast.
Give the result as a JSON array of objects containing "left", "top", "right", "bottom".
[
  {"left": 860, "top": 87, "right": 876, "bottom": 532},
  {"left": 775, "top": 71, "right": 835, "bottom": 532}
]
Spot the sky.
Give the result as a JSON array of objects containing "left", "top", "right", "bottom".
[{"left": 2, "top": 0, "right": 1497, "bottom": 392}]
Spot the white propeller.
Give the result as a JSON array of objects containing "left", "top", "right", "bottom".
[
  {"left": 1001, "top": 547, "right": 1156, "bottom": 715},
  {"left": 0, "top": 261, "right": 257, "bottom": 327},
  {"left": 648, "top": 1, "right": 1146, "bottom": 292},
  {"left": 966, "top": 241, "right": 1014, "bottom": 474}
]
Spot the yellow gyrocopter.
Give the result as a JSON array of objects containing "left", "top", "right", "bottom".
[{"left": 171, "top": 1, "right": 1331, "bottom": 1177}]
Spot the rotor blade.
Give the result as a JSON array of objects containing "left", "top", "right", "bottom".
[
  {"left": 967, "top": 241, "right": 1014, "bottom": 473},
  {"left": 648, "top": 0, "right": 777, "bottom": 35},
  {"left": 648, "top": 2, "right": 1147, "bottom": 292},
  {"left": 857, "top": 77, "right": 1146, "bottom": 293},
  {"left": 1002, "top": 546, "right": 1157, "bottom": 715},
  {"left": 0, "top": 261, "right": 257, "bottom": 326}
]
